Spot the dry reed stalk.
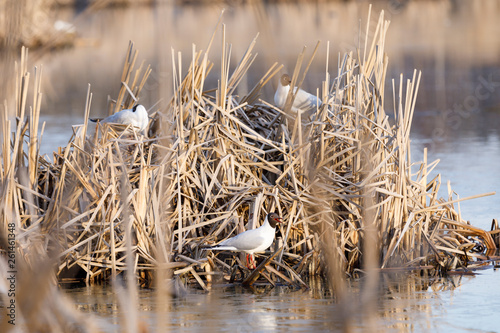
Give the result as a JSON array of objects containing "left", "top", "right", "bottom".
[
  {"left": 0, "top": 47, "right": 104, "bottom": 333},
  {"left": 1, "top": 9, "right": 498, "bottom": 297}
]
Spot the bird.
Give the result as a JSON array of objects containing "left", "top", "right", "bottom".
[
  {"left": 90, "top": 104, "right": 149, "bottom": 134},
  {"left": 274, "top": 74, "right": 322, "bottom": 116},
  {"left": 207, "top": 212, "right": 283, "bottom": 269}
]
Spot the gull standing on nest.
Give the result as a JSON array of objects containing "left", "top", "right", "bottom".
[
  {"left": 274, "top": 74, "right": 322, "bottom": 117},
  {"left": 207, "top": 212, "right": 284, "bottom": 269}
]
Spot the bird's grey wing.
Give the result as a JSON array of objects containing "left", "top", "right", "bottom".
[
  {"left": 296, "top": 90, "right": 321, "bottom": 111},
  {"left": 220, "top": 229, "right": 266, "bottom": 251},
  {"left": 104, "top": 110, "right": 134, "bottom": 125},
  {"left": 308, "top": 94, "right": 321, "bottom": 108},
  {"left": 100, "top": 113, "right": 118, "bottom": 124}
]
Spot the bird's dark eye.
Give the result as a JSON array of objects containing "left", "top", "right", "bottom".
[{"left": 132, "top": 105, "right": 138, "bottom": 112}]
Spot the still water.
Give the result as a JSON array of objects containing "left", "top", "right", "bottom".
[
  {"left": 24, "top": 0, "right": 500, "bottom": 331},
  {"left": 65, "top": 269, "right": 500, "bottom": 332}
]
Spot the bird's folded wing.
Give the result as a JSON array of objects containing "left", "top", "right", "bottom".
[
  {"left": 217, "top": 230, "right": 266, "bottom": 251},
  {"left": 295, "top": 91, "right": 321, "bottom": 111}
]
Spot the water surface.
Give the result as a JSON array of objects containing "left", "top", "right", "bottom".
[{"left": 65, "top": 268, "right": 500, "bottom": 332}]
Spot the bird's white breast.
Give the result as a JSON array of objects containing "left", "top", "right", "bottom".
[{"left": 274, "top": 84, "right": 290, "bottom": 109}]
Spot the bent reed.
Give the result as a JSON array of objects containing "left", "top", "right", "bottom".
[{"left": 1, "top": 10, "right": 499, "bottom": 295}]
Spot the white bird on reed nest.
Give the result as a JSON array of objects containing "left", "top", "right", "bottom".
[
  {"left": 90, "top": 104, "right": 149, "bottom": 134},
  {"left": 207, "top": 212, "right": 283, "bottom": 269},
  {"left": 274, "top": 74, "right": 322, "bottom": 116}
]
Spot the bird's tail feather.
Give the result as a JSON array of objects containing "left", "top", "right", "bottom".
[{"left": 206, "top": 245, "right": 238, "bottom": 251}]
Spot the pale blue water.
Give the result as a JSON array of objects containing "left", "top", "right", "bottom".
[{"left": 412, "top": 130, "right": 500, "bottom": 232}]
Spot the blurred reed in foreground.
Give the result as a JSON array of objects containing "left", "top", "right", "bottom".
[{"left": 0, "top": 7, "right": 498, "bottom": 305}]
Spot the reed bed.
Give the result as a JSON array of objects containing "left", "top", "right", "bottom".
[{"left": 1, "top": 9, "right": 498, "bottom": 296}]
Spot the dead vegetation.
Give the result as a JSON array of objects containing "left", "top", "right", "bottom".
[{"left": 0, "top": 9, "right": 499, "bottom": 301}]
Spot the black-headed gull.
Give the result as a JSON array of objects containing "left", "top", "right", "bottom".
[
  {"left": 274, "top": 74, "right": 321, "bottom": 115},
  {"left": 208, "top": 212, "right": 283, "bottom": 269},
  {"left": 90, "top": 104, "right": 149, "bottom": 134}
]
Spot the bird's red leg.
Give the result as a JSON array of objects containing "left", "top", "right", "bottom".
[
  {"left": 243, "top": 254, "right": 257, "bottom": 269},
  {"left": 249, "top": 254, "right": 256, "bottom": 269}
]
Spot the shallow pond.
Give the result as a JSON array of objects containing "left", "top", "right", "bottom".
[
  {"left": 65, "top": 268, "right": 500, "bottom": 332},
  {"left": 15, "top": 0, "right": 500, "bottom": 331}
]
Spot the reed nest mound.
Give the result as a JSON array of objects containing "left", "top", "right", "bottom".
[{"left": 1, "top": 11, "right": 499, "bottom": 291}]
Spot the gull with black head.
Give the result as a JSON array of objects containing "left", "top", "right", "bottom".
[
  {"left": 90, "top": 104, "right": 149, "bottom": 135},
  {"left": 207, "top": 212, "right": 284, "bottom": 269}
]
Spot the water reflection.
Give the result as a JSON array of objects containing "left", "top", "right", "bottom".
[{"left": 63, "top": 269, "right": 500, "bottom": 332}]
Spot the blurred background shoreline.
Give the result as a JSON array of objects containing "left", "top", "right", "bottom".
[{"left": 2, "top": 1, "right": 500, "bottom": 115}]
